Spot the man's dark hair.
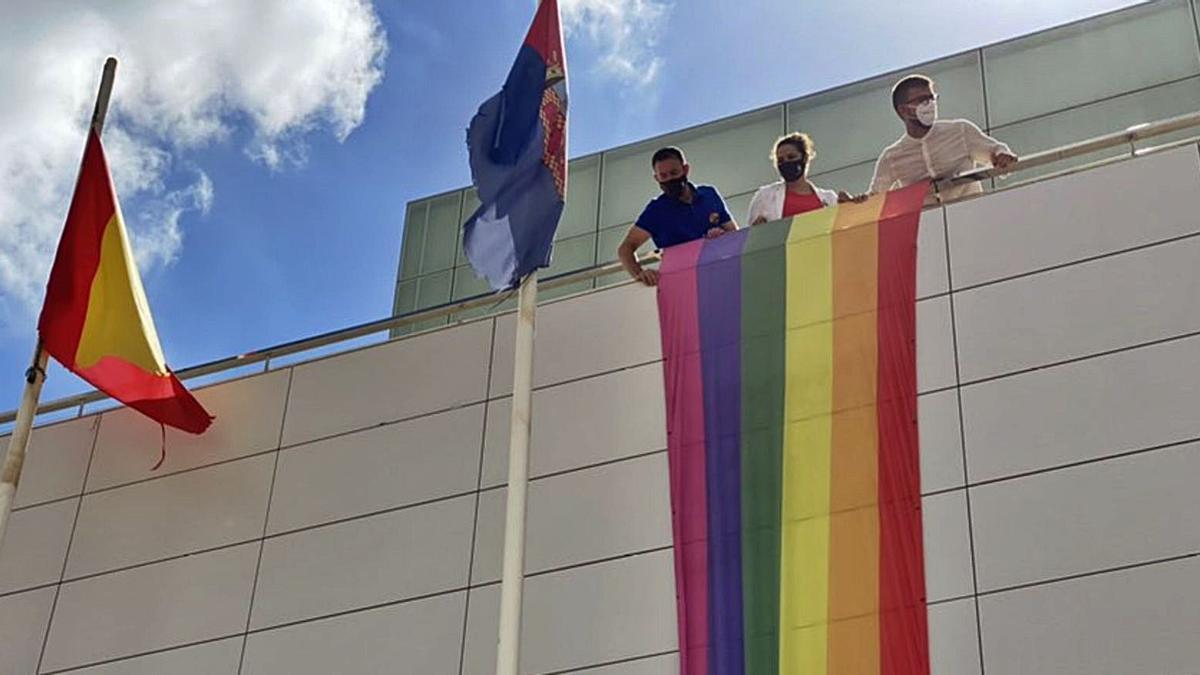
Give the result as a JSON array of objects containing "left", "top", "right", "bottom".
[
  {"left": 651, "top": 146, "right": 686, "bottom": 167},
  {"left": 891, "top": 74, "right": 935, "bottom": 111},
  {"left": 773, "top": 132, "right": 815, "bottom": 161}
]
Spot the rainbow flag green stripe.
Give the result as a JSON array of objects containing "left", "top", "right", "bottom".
[{"left": 656, "top": 181, "right": 930, "bottom": 675}]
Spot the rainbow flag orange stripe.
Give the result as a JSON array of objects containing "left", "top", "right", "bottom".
[
  {"left": 656, "top": 181, "right": 929, "bottom": 675},
  {"left": 38, "top": 130, "right": 212, "bottom": 434}
]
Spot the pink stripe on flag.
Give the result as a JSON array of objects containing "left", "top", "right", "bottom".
[{"left": 657, "top": 239, "right": 710, "bottom": 675}]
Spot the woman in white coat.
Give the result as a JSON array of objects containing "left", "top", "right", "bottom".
[{"left": 746, "top": 132, "right": 858, "bottom": 225}]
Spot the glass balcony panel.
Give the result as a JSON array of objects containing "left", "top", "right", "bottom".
[
  {"left": 546, "top": 232, "right": 598, "bottom": 277},
  {"left": 786, "top": 52, "right": 986, "bottom": 172},
  {"left": 391, "top": 278, "right": 420, "bottom": 336},
  {"left": 451, "top": 265, "right": 493, "bottom": 302},
  {"left": 457, "top": 188, "right": 481, "bottom": 267},
  {"left": 811, "top": 161, "right": 878, "bottom": 197},
  {"left": 984, "top": 0, "right": 1200, "bottom": 127},
  {"left": 993, "top": 77, "right": 1200, "bottom": 183},
  {"left": 421, "top": 193, "right": 463, "bottom": 274},
  {"left": 599, "top": 106, "right": 785, "bottom": 229},
  {"left": 399, "top": 202, "right": 427, "bottom": 280},
  {"left": 559, "top": 154, "right": 601, "bottom": 239},
  {"left": 597, "top": 224, "right": 657, "bottom": 266},
  {"left": 394, "top": 279, "right": 418, "bottom": 315},
  {"left": 416, "top": 269, "right": 453, "bottom": 309}
]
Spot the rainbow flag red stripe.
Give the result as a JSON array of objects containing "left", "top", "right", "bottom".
[
  {"left": 38, "top": 130, "right": 212, "bottom": 434},
  {"left": 656, "top": 181, "right": 929, "bottom": 674}
]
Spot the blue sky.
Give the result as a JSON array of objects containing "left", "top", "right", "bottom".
[{"left": 0, "top": 0, "right": 1142, "bottom": 422}]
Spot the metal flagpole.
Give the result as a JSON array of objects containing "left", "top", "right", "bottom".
[
  {"left": 0, "top": 56, "right": 118, "bottom": 553},
  {"left": 494, "top": 1, "right": 549, "bottom": 668},
  {"left": 496, "top": 269, "right": 537, "bottom": 675}
]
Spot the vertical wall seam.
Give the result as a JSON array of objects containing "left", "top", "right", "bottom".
[
  {"left": 236, "top": 367, "right": 296, "bottom": 674},
  {"left": 1188, "top": 0, "right": 1200, "bottom": 68},
  {"left": 459, "top": 317, "right": 500, "bottom": 675},
  {"left": 939, "top": 206, "right": 988, "bottom": 675},
  {"left": 35, "top": 414, "right": 103, "bottom": 674}
]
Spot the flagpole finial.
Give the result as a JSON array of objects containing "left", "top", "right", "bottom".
[{"left": 91, "top": 57, "right": 119, "bottom": 136}]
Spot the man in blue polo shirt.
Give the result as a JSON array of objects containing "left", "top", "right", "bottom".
[{"left": 616, "top": 146, "right": 737, "bottom": 286}]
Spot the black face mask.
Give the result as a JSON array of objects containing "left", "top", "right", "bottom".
[
  {"left": 658, "top": 176, "right": 688, "bottom": 198},
  {"left": 777, "top": 159, "right": 806, "bottom": 182}
]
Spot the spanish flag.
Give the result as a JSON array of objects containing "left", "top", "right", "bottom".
[{"left": 38, "top": 129, "right": 213, "bottom": 434}]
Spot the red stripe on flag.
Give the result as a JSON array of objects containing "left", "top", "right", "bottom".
[
  {"left": 77, "top": 356, "right": 212, "bottom": 434},
  {"left": 38, "top": 129, "right": 112, "bottom": 368},
  {"left": 877, "top": 181, "right": 930, "bottom": 675},
  {"left": 523, "top": 0, "right": 565, "bottom": 73}
]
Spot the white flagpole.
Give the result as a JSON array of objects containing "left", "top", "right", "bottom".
[
  {"left": 0, "top": 56, "right": 117, "bottom": 553},
  {"left": 496, "top": 269, "right": 537, "bottom": 675}
]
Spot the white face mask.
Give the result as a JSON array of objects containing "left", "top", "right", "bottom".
[{"left": 915, "top": 99, "right": 938, "bottom": 127}]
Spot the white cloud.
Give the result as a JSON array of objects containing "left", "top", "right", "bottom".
[
  {"left": 128, "top": 170, "right": 213, "bottom": 272},
  {"left": 560, "top": 0, "right": 672, "bottom": 88},
  {"left": 0, "top": 0, "right": 387, "bottom": 320}
]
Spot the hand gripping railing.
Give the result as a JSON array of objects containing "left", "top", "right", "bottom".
[
  {"left": 937, "top": 110, "right": 1200, "bottom": 190},
  {"left": 5, "top": 110, "right": 1200, "bottom": 427}
]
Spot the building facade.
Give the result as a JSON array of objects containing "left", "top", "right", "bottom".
[
  {"left": 396, "top": 0, "right": 1200, "bottom": 330},
  {"left": 3, "top": 141, "right": 1200, "bottom": 673}
]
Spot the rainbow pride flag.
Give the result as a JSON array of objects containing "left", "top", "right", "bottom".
[{"left": 656, "top": 181, "right": 929, "bottom": 675}]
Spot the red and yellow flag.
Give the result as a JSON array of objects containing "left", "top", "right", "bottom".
[{"left": 38, "top": 130, "right": 213, "bottom": 434}]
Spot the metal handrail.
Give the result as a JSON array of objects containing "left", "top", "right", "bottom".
[
  {"left": 0, "top": 253, "right": 661, "bottom": 425},
  {"left": 938, "top": 109, "right": 1200, "bottom": 188},
  {"left": 5, "top": 109, "right": 1200, "bottom": 427}
]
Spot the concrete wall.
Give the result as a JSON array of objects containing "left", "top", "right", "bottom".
[{"left": 2, "top": 145, "right": 1199, "bottom": 674}]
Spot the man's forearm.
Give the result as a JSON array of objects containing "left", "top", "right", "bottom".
[{"left": 617, "top": 244, "right": 642, "bottom": 278}]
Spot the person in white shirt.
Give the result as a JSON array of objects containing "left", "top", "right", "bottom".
[
  {"left": 870, "top": 74, "right": 1018, "bottom": 202},
  {"left": 747, "top": 132, "right": 856, "bottom": 225}
]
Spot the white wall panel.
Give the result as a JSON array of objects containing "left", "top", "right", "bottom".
[
  {"left": 66, "top": 454, "right": 274, "bottom": 578},
  {"left": 979, "top": 557, "right": 1200, "bottom": 675},
  {"left": 928, "top": 598, "right": 981, "bottom": 675},
  {"left": 917, "top": 207, "right": 949, "bottom": 299},
  {"left": 87, "top": 369, "right": 289, "bottom": 490},
  {"left": 41, "top": 543, "right": 258, "bottom": 673},
  {"left": 955, "top": 236, "right": 1200, "bottom": 382},
  {"left": 962, "top": 335, "right": 1200, "bottom": 482},
  {"left": 462, "top": 550, "right": 677, "bottom": 675},
  {"left": 971, "top": 442, "right": 1200, "bottom": 592},
  {"left": 918, "top": 390, "right": 965, "bottom": 494},
  {"left": 472, "top": 453, "right": 672, "bottom": 584},
  {"left": 490, "top": 283, "right": 662, "bottom": 397},
  {"left": 242, "top": 593, "right": 465, "bottom": 675},
  {"left": 283, "top": 320, "right": 492, "bottom": 446},
  {"left": 922, "top": 490, "right": 975, "bottom": 603},
  {"left": 562, "top": 654, "right": 679, "bottom": 674},
  {"left": 64, "top": 638, "right": 243, "bottom": 675},
  {"left": 481, "top": 362, "right": 666, "bottom": 488},
  {"left": 917, "top": 296, "right": 957, "bottom": 394},
  {"left": 0, "top": 587, "right": 55, "bottom": 675},
  {"left": 8, "top": 416, "right": 97, "bottom": 508},
  {"left": 0, "top": 499, "right": 75, "bottom": 595},
  {"left": 268, "top": 404, "right": 483, "bottom": 534},
  {"left": 946, "top": 146, "right": 1200, "bottom": 289},
  {"left": 250, "top": 495, "right": 474, "bottom": 630}
]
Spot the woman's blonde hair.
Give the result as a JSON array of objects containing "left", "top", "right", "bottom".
[{"left": 772, "top": 132, "right": 815, "bottom": 162}]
